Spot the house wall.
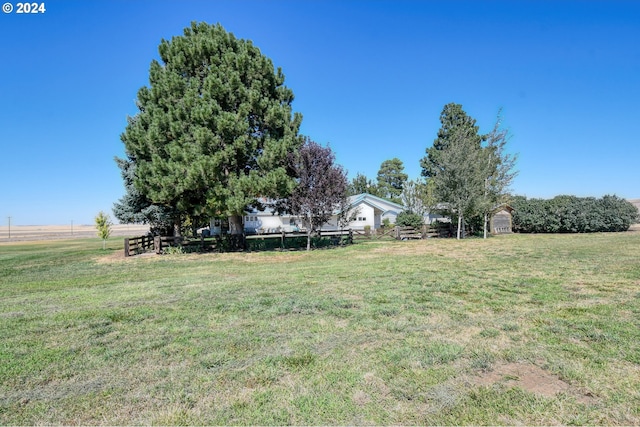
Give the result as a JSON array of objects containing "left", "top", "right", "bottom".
[
  {"left": 209, "top": 218, "right": 224, "bottom": 235},
  {"left": 253, "top": 215, "right": 285, "bottom": 233},
  {"left": 350, "top": 204, "right": 377, "bottom": 230}
]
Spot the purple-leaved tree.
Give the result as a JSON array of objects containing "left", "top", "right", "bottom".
[{"left": 285, "top": 138, "right": 348, "bottom": 250}]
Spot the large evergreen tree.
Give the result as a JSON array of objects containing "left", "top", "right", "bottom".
[
  {"left": 347, "top": 173, "right": 379, "bottom": 197},
  {"left": 377, "top": 158, "right": 408, "bottom": 203},
  {"left": 112, "top": 157, "right": 174, "bottom": 235},
  {"left": 120, "top": 22, "right": 303, "bottom": 236},
  {"left": 420, "top": 103, "right": 484, "bottom": 239}
]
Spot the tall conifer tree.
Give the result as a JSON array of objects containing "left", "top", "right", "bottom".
[
  {"left": 120, "top": 22, "right": 303, "bottom": 236},
  {"left": 420, "top": 103, "right": 484, "bottom": 239},
  {"left": 377, "top": 158, "right": 408, "bottom": 203}
]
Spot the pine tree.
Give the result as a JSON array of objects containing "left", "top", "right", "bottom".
[
  {"left": 376, "top": 158, "right": 408, "bottom": 203},
  {"left": 120, "top": 22, "right": 303, "bottom": 237},
  {"left": 112, "top": 157, "right": 174, "bottom": 235},
  {"left": 420, "top": 103, "right": 484, "bottom": 239},
  {"left": 348, "top": 173, "right": 379, "bottom": 197}
]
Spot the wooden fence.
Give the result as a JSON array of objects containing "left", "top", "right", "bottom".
[
  {"left": 124, "top": 235, "right": 222, "bottom": 256},
  {"left": 245, "top": 229, "right": 353, "bottom": 248},
  {"left": 124, "top": 235, "right": 154, "bottom": 256},
  {"left": 124, "top": 224, "right": 452, "bottom": 256},
  {"left": 396, "top": 226, "right": 424, "bottom": 240}
]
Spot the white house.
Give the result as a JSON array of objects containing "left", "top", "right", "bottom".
[
  {"left": 209, "top": 193, "right": 445, "bottom": 234},
  {"left": 336, "top": 193, "right": 404, "bottom": 230}
]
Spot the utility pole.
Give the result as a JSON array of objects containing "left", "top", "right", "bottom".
[{"left": 7, "top": 216, "right": 11, "bottom": 239}]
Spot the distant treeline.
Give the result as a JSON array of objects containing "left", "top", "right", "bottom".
[{"left": 511, "top": 195, "right": 639, "bottom": 233}]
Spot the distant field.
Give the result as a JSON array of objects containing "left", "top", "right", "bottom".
[
  {"left": 0, "top": 232, "right": 639, "bottom": 424},
  {"left": 0, "top": 224, "right": 150, "bottom": 242}
]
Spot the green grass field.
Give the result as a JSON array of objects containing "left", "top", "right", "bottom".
[{"left": 1, "top": 232, "right": 639, "bottom": 425}]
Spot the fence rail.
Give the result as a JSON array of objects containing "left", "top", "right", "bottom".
[
  {"left": 245, "top": 229, "right": 353, "bottom": 247},
  {"left": 124, "top": 235, "right": 154, "bottom": 256},
  {"left": 124, "top": 235, "right": 222, "bottom": 256},
  {"left": 397, "top": 226, "right": 424, "bottom": 240},
  {"left": 124, "top": 224, "right": 451, "bottom": 256}
]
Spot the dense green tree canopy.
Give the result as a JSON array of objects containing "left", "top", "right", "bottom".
[
  {"left": 420, "top": 103, "right": 517, "bottom": 239},
  {"left": 120, "top": 22, "right": 303, "bottom": 235},
  {"left": 421, "top": 103, "right": 482, "bottom": 180},
  {"left": 377, "top": 158, "right": 408, "bottom": 203},
  {"left": 420, "top": 103, "right": 485, "bottom": 238},
  {"left": 400, "top": 179, "right": 436, "bottom": 218},
  {"left": 348, "top": 173, "right": 379, "bottom": 197},
  {"left": 112, "top": 157, "right": 174, "bottom": 235}
]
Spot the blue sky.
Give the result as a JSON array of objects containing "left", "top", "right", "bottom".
[{"left": 1, "top": 0, "right": 638, "bottom": 225}]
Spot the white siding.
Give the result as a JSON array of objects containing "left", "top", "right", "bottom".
[
  {"left": 351, "top": 204, "right": 376, "bottom": 229},
  {"left": 256, "top": 215, "right": 284, "bottom": 232}
]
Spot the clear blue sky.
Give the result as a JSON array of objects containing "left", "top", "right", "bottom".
[{"left": 1, "top": 0, "right": 638, "bottom": 225}]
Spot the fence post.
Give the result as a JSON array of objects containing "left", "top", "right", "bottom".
[
  {"left": 281, "top": 230, "right": 285, "bottom": 248},
  {"left": 348, "top": 229, "right": 353, "bottom": 244},
  {"left": 154, "top": 236, "right": 161, "bottom": 254},
  {"left": 124, "top": 238, "right": 130, "bottom": 257},
  {"left": 395, "top": 226, "right": 400, "bottom": 240}
]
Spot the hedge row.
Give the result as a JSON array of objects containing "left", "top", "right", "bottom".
[{"left": 511, "top": 195, "right": 639, "bottom": 233}]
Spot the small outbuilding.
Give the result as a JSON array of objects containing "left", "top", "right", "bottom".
[{"left": 490, "top": 204, "right": 514, "bottom": 234}]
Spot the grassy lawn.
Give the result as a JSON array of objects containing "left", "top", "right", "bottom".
[{"left": 1, "top": 232, "right": 639, "bottom": 425}]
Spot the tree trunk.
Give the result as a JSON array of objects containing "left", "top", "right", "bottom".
[
  {"left": 228, "top": 215, "right": 243, "bottom": 235},
  {"left": 457, "top": 214, "right": 462, "bottom": 240},
  {"left": 173, "top": 217, "right": 182, "bottom": 238},
  {"left": 306, "top": 229, "right": 311, "bottom": 251},
  {"left": 483, "top": 213, "right": 488, "bottom": 239}
]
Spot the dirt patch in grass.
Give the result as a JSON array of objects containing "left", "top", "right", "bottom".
[
  {"left": 470, "top": 362, "right": 596, "bottom": 404},
  {"left": 94, "top": 250, "right": 158, "bottom": 264}
]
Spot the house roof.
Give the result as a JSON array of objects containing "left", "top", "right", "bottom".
[
  {"left": 348, "top": 193, "right": 405, "bottom": 214},
  {"left": 243, "top": 193, "right": 407, "bottom": 216},
  {"left": 492, "top": 203, "right": 515, "bottom": 213}
]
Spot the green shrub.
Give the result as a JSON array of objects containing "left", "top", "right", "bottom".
[
  {"left": 163, "top": 245, "right": 185, "bottom": 255},
  {"left": 396, "top": 211, "right": 424, "bottom": 230},
  {"left": 511, "top": 195, "right": 639, "bottom": 233}
]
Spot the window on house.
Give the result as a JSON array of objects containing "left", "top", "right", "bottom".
[{"left": 358, "top": 217, "right": 367, "bottom": 222}]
